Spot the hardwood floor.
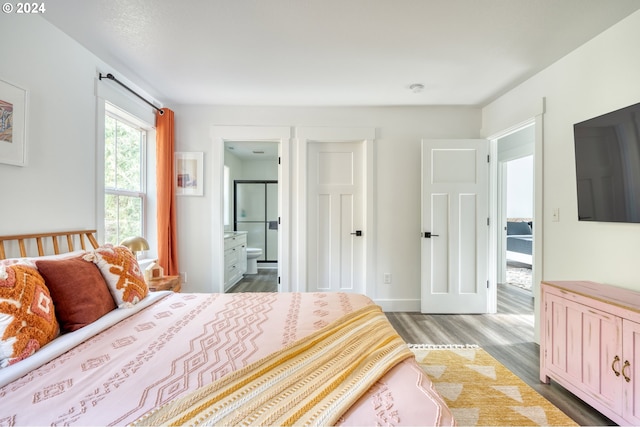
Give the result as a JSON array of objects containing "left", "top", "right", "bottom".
[
  {"left": 227, "top": 268, "right": 278, "bottom": 293},
  {"left": 386, "top": 284, "right": 616, "bottom": 427},
  {"left": 228, "top": 273, "right": 614, "bottom": 426}
]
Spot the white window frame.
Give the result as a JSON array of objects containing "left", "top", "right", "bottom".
[
  {"left": 96, "top": 77, "right": 158, "bottom": 261},
  {"left": 104, "top": 106, "right": 148, "bottom": 245}
]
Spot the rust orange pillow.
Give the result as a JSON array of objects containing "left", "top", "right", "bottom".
[
  {"left": 84, "top": 245, "right": 148, "bottom": 307},
  {"left": 0, "top": 264, "right": 59, "bottom": 368},
  {"left": 36, "top": 256, "right": 116, "bottom": 333}
]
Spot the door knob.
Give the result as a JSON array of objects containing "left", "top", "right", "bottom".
[
  {"left": 351, "top": 230, "right": 362, "bottom": 236},
  {"left": 423, "top": 232, "right": 439, "bottom": 238}
]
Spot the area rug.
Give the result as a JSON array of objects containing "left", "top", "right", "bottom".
[
  {"left": 409, "top": 345, "right": 577, "bottom": 427},
  {"left": 506, "top": 265, "right": 532, "bottom": 290}
]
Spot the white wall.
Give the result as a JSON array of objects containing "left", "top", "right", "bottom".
[
  {"left": 0, "top": 16, "right": 99, "bottom": 235},
  {"left": 237, "top": 159, "right": 278, "bottom": 181},
  {"left": 483, "top": 10, "right": 640, "bottom": 291},
  {"left": 506, "top": 156, "right": 533, "bottom": 219},
  {"left": 173, "top": 105, "right": 481, "bottom": 309},
  {"left": 0, "top": 16, "right": 161, "bottom": 251},
  {"left": 498, "top": 126, "right": 534, "bottom": 219}
]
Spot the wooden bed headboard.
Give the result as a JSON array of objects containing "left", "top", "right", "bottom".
[{"left": 0, "top": 230, "right": 99, "bottom": 260}]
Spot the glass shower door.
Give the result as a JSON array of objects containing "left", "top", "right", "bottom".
[
  {"left": 235, "top": 181, "right": 278, "bottom": 262},
  {"left": 266, "top": 183, "right": 278, "bottom": 261}
]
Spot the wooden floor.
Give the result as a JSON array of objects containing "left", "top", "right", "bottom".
[
  {"left": 228, "top": 275, "right": 614, "bottom": 426},
  {"left": 227, "top": 268, "right": 278, "bottom": 293},
  {"left": 386, "top": 284, "right": 615, "bottom": 427}
]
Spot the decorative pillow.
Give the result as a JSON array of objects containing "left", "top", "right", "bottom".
[
  {"left": 0, "top": 250, "right": 87, "bottom": 269},
  {"left": 36, "top": 256, "right": 116, "bottom": 333},
  {"left": 83, "top": 245, "right": 148, "bottom": 307},
  {"left": 0, "top": 264, "right": 59, "bottom": 368}
]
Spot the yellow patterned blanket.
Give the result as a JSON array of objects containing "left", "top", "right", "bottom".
[{"left": 132, "top": 304, "right": 412, "bottom": 426}]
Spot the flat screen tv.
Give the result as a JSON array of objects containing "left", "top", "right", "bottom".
[{"left": 574, "top": 101, "right": 640, "bottom": 223}]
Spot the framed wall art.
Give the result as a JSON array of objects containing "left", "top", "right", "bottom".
[
  {"left": 175, "top": 152, "right": 204, "bottom": 196},
  {"left": 0, "top": 78, "right": 27, "bottom": 166}
]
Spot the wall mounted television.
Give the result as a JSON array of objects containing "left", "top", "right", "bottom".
[{"left": 574, "top": 101, "right": 640, "bottom": 223}]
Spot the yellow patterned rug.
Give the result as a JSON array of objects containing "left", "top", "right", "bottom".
[{"left": 410, "top": 345, "right": 577, "bottom": 427}]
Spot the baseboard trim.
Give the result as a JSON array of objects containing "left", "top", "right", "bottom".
[{"left": 374, "top": 298, "right": 420, "bottom": 312}]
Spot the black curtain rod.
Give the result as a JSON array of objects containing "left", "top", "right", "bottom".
[{"left": 99, "top": 73, "right": 164, "bottom": 115}]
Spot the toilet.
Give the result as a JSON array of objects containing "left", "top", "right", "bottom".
[{"left": 246, "top": 247, "right": 263, "bottom": 274}]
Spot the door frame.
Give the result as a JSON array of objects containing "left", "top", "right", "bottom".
[
  {"left": 210, "top": 125, "right": 292, "bottom": 293},
  {"left": 295, "top": 127, "right": 375, "bottom": 294},
  {"left": 487, "top": 115, "right": 543, "bottom": 324},
  {"left": 496, "top": 127, "right": 534, "bottom": 285}
]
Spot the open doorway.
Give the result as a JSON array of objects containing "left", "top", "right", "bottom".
[
  {"left": 210, "top": 125, "right": 291, "bottom": 295},
  {"left": 497, "top": 124, "right": 534, "bottom": 294},
  {"left": 224, "top": 141, "right": 279, "bottom": 293}
]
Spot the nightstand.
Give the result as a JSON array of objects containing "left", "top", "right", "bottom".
[{"left": 148, "top": 275, "right": 181, "bottom": 292}]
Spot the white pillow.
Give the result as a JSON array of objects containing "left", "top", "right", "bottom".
[{"left": 0, "top": 250, "right": 87, "bottom": 269}]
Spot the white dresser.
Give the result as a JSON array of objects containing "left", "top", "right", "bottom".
[{"left": 224, "top": 232, "right": 247, "bottom": 291}]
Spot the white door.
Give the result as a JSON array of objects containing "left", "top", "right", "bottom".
[
  {"left": 307, "top": 141, "right": 365, "bottom": 293},
  {"left": 421, "top": 139, "right": 489, "bottom": 313}
]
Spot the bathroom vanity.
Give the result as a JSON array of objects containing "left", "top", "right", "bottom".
[{"left": 224, "top": 231, "right": 247, "bottom": 291}]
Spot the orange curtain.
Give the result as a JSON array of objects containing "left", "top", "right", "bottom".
[{"left": 156, "top": 108, "right": 179, "bottom": 275}]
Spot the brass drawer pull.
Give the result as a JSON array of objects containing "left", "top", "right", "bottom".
[
  {"left": 622, "top": 360, "right": 631, "bottom": 383},
  {"left": 612, "top": 355, "right": 621, "bottom": 377}
]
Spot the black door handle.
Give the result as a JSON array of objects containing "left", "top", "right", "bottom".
[
  {"left": 351, "top": 230, "right": 362, "bottom": 236},
  {"left": 424, "top": 232, "right": 439, "bottom": 238}
]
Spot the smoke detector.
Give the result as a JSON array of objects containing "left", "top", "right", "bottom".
[{"left": 409, "top": 83, "right": 425, "bottom": 93}]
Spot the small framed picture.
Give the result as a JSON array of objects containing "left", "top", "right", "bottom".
[
  {"left": 0, "top": 78, "right": 27, "bottom": 166},
  {"left": 175, "top": 152, "right": 204, "bottom": 196}
]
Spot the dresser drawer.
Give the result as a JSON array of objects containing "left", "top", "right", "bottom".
[
  {"left": 224, "top": 234, "right": 247, "bottom": 250},
  {"left": 226, "top": 247, "right": 240, "bottom": 266}
]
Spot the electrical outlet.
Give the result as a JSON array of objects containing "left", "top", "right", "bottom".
[
  {"left": 180, "top": 272, "right": 187, "bottom": 283},
  {"left": 383, "top": 273, "right": 392, "bottom": 284},
  {"left": 552, "top": 208, "right": 560, "bottom": 222}
]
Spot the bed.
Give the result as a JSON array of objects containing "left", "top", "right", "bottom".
[
  {"left": 0, "top": 230, "right": 454, "bottom": 426},
  {"left": 506, "top": 221, "right": 532, "bottom": 265}
]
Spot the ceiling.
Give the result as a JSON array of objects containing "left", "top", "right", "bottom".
[
  {"left": 225, "top": 141, "right": 279, "bottom": 160},
  {"left": 43, "top": 0, "right": 640, "bottom": 107}
]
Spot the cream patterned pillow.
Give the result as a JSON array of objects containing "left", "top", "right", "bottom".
[
  {"left": 84, "top": 245, "right": 148, "bottom": 307},
  {"left": 0, "top": 264, "right": 59, "bottom": 368}
]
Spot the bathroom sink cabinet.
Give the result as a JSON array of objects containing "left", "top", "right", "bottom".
[{"left": 224, "top": 232, "right": 247, "bottom": 291}]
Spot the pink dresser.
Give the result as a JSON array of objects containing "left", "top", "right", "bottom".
[{"left": 540, "top": 280, "right": 640, "bottom": 425}]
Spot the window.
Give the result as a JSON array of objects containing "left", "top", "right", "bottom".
[{"left": 104, "top": 109, "right": 146, "bottom": 245}]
